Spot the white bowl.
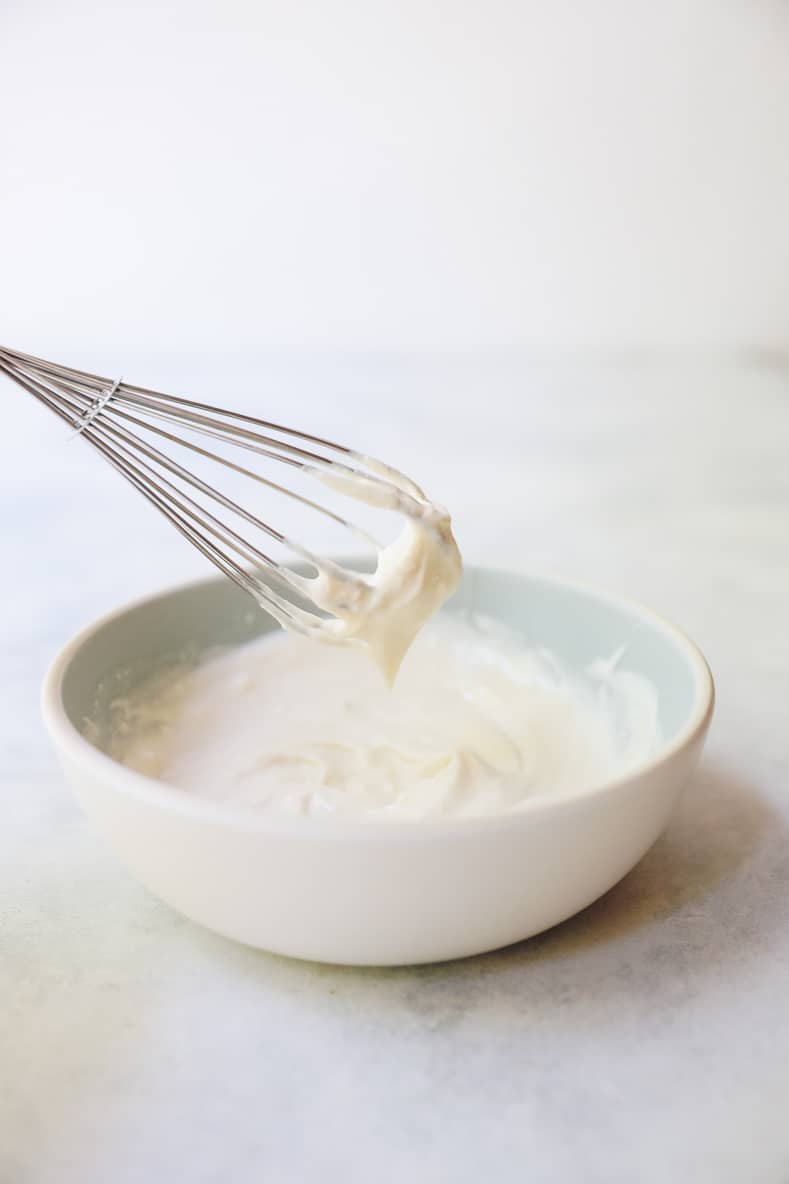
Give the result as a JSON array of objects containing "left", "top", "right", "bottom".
[{"left": 42, "top": 567, "right": 714, "bottom": 966}]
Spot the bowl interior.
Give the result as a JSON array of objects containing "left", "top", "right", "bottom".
[{"left": 58, "top": 566, "right": 708, "bottom": 757}]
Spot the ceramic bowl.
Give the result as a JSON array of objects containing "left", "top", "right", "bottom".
[{"left": 41, "top": 566, "right": 714, "bottom": 966}]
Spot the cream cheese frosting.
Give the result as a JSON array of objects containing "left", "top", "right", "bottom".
[
  {"left": 268, "top": 457, "right": 462, "bottom": 684},
  {"left": 109, "top": 614, "right": 660, "bottom": 821}
]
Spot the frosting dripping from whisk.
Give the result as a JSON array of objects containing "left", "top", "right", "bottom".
[{"left": 285, "top": 458, "right": 462, "bottom": 684}]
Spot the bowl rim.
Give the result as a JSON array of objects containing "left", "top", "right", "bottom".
[{"left": 40, "top": 567, "right": 715, "bottom": 839}]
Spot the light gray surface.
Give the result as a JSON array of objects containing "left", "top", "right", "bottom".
[{"left": 1, "top": 354, "right": 788, "bottom": 1183}]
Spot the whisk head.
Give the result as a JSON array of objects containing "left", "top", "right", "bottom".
[{"left": 1, "top": 345, "right": 460, "bottom": 671}]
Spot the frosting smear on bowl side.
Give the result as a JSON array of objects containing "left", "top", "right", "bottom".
[{"left": 108, "top": 614, "right": 660, "bottom": 821}]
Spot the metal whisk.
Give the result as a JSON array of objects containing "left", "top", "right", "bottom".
[{"left": 0, "top": 345, "right": 426, "bottom": 635}]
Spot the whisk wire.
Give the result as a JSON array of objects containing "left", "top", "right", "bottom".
[{"left": 0, "top": 345, "right": 394, "bottom": 634}]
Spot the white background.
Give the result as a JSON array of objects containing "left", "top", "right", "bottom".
[
  {"left": 3, "top": 6, "right": 789, "bottom": 1184},
  {"left": 3, "top": 0, "right": 789, "bottom": 361}
]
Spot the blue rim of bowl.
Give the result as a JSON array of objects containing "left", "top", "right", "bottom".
[{"left": 40, "top": 567, "right": 715, "bottom": 839}]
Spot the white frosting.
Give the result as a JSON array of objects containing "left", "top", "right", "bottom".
[
  {"left": 109, "top": 615, "right": 660, "bottom": 822},
  {"left": 268, "top": 457, "right": 462, "bottom": 684}
]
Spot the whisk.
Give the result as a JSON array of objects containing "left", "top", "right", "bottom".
[{"left": 0, "top": 345, "right": 439, "bottom": 639}]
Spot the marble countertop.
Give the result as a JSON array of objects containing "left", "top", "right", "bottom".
[{"left": 2, "top": 354, "right": 788, "bottom": 1183}]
